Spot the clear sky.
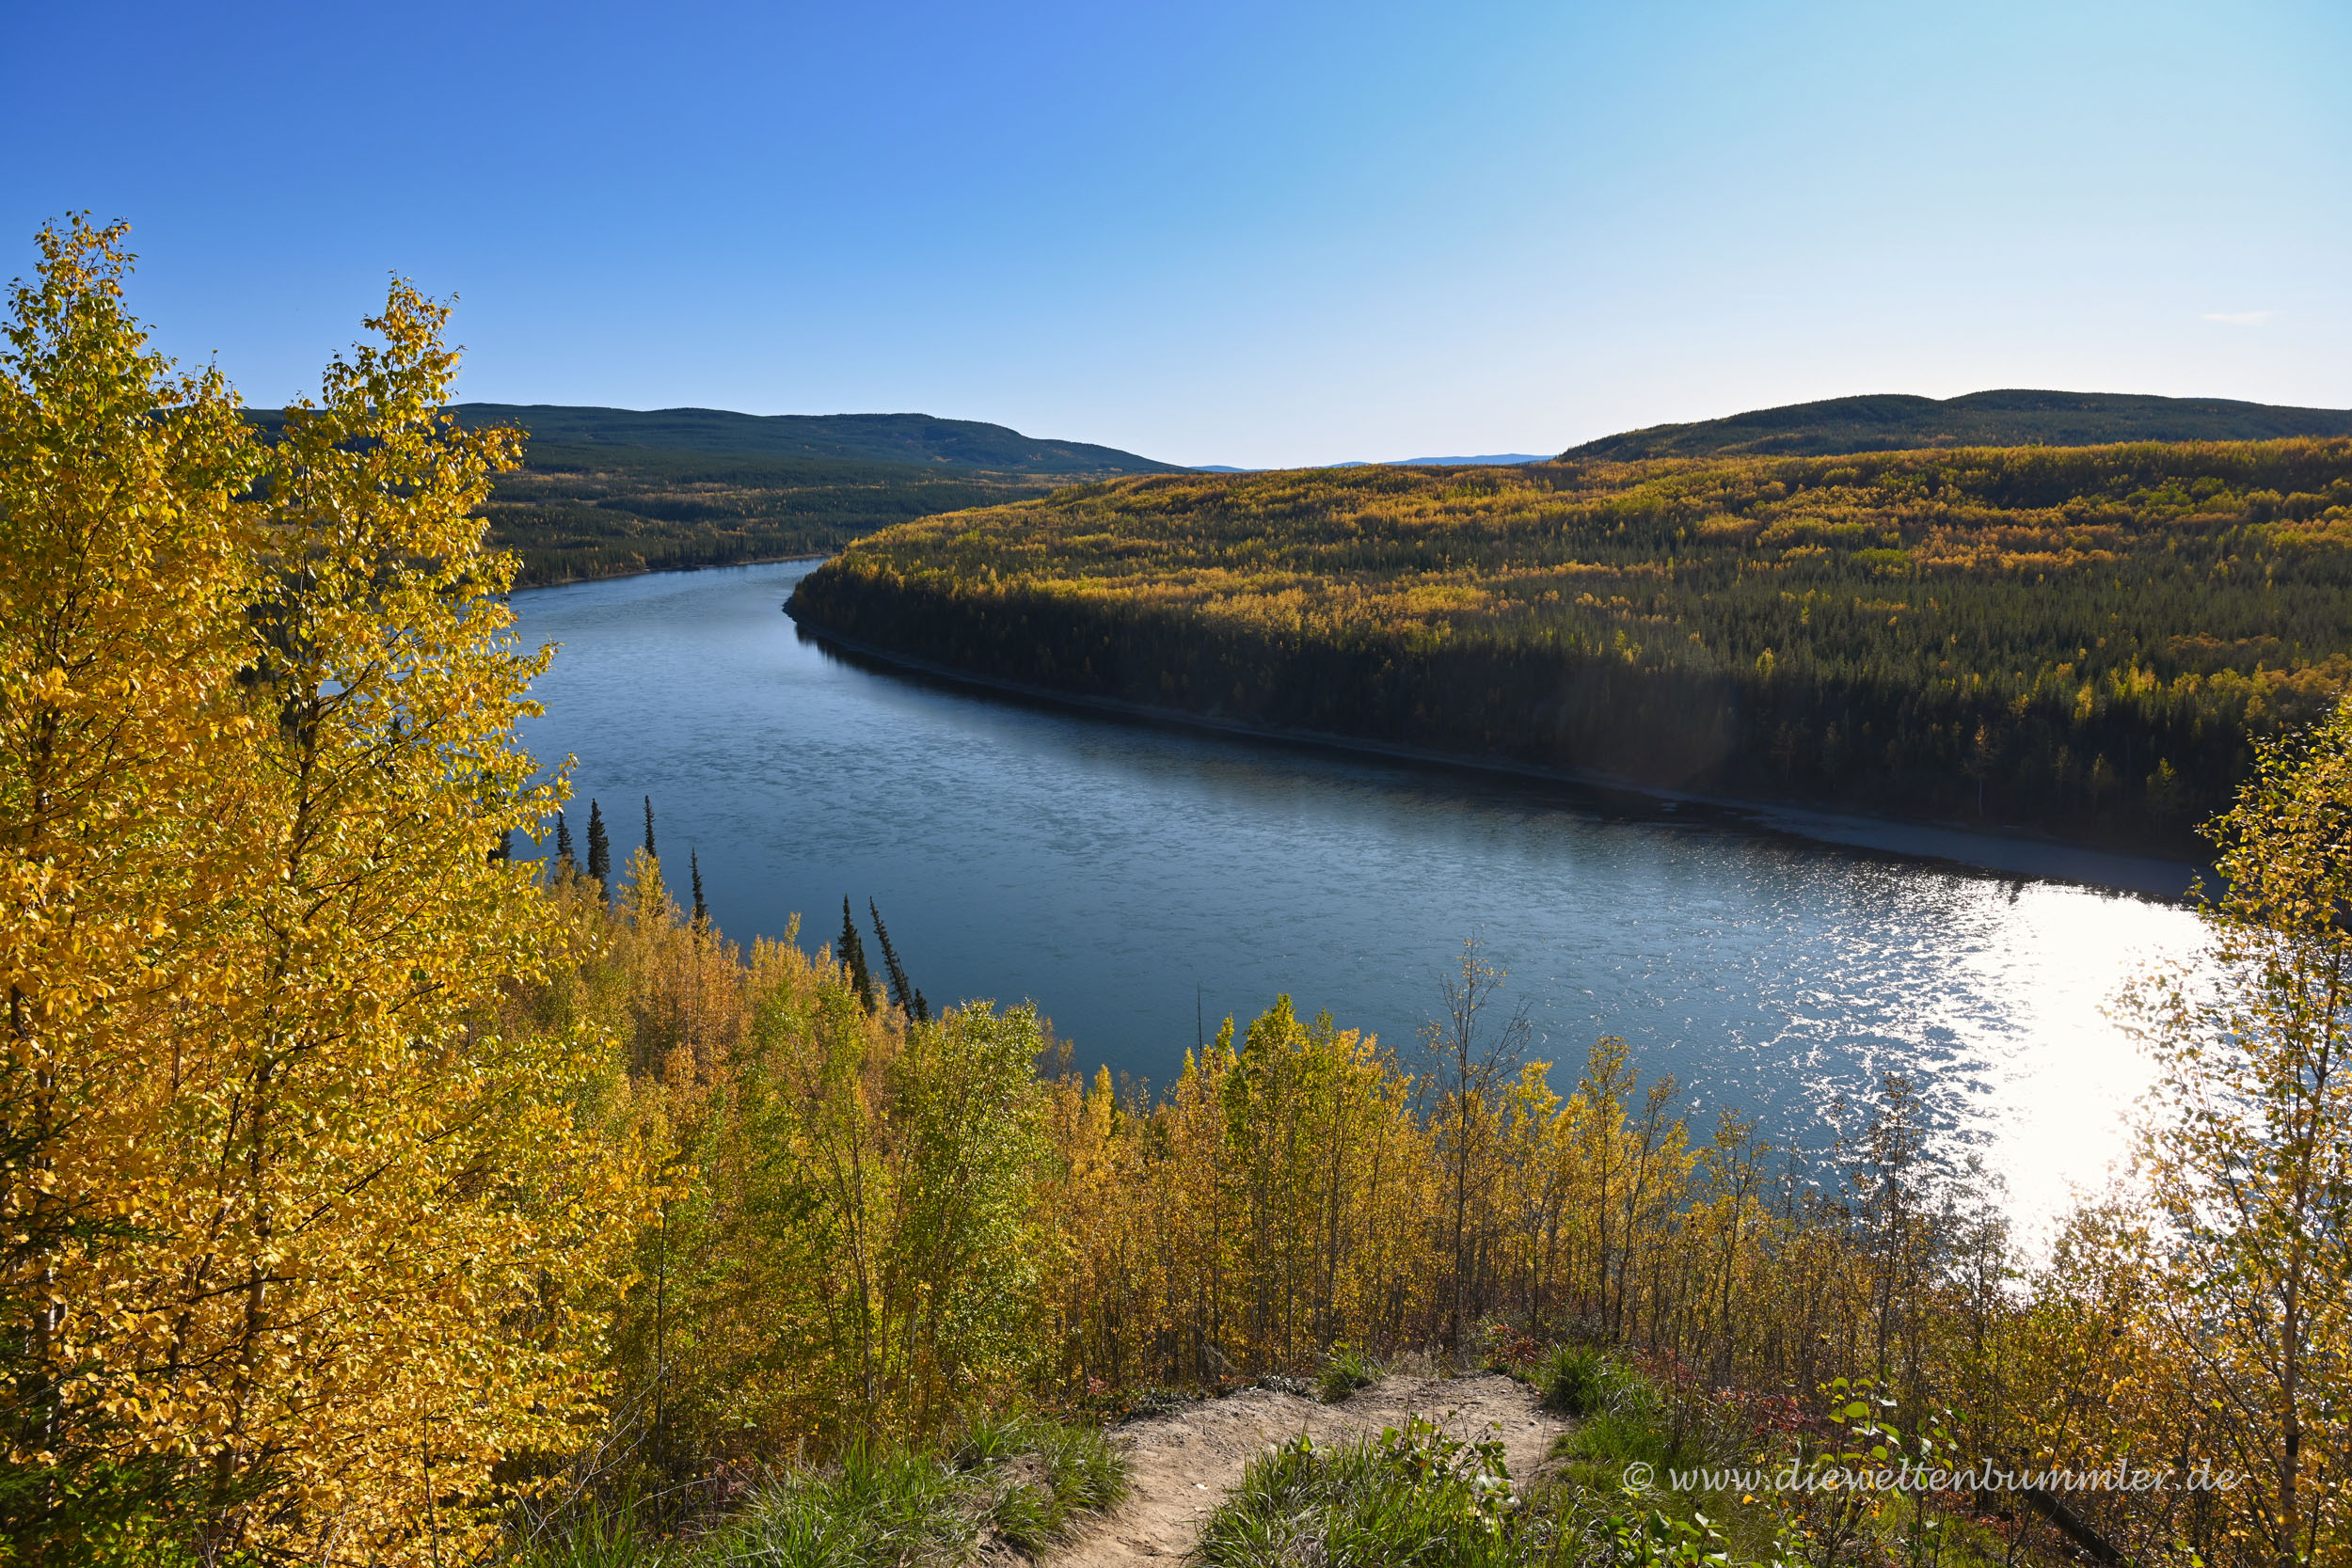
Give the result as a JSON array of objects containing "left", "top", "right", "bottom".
[{"left": 6, "top": 0, "right": 2346, "bottom": 468}]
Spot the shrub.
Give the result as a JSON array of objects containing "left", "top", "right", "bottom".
[{"left": 1480, "top": 1320, "right": 1544, "bottom": 1374}]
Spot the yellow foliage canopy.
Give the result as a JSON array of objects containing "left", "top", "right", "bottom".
[{"left": 0, "top": 219, "right": 641, "bottom": 1565}]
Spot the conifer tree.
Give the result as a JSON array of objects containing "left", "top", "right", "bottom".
[
  {"left": 688, "top": 848, "right": 707, "bottom": 927},
  {"left": 838, "top": 896, "right": 875, "bottom": 1012},
  {"left": 643, "top": 794, "right": 657, "bottom": 863},
  {"left": 554, "top": 808, "right": 576, "bottom": 874},
  {"left": 869, "top": 899, "right": 918, "bottom": 1020},
  {"left": 585, "top": 799, "right": 612, "bottom": 893}
]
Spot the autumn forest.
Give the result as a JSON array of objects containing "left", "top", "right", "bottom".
[
  {"left": 5, "top": 219, "right": 2352, "bottom": 1568},
  {"left": 791, "top": 447, "right": 2352, "bottom": 851}
]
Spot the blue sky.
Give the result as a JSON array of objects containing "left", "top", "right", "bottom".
[{"left": 6, "top": 0, "right": 2345, "bottom": 467}]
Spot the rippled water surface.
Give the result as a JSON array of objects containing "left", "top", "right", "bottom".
[{"left": 515, "top": 561, "right": 2206, "bottom": 1232}]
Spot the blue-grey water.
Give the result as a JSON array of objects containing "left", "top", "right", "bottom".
[{"left": 515, "top": 560, "right": 2205, "bottom": 1234}]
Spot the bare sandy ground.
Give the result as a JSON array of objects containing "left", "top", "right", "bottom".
[{"left": 1041, "top": 1372, "right": 1567, "bottom": 1566}]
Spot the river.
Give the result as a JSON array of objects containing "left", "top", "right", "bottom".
[{"left": 514, "top": 559, "right": 2207, "bottom": 1237}]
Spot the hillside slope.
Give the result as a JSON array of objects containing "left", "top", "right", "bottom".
[
  {"left": 788, "top": 440, "right": 2352, "bottom": 850},
  {"left": 482, "top": 443, "right": 1067, "bottom": 585},
  {"left": 246, "top": 405, "right": 1127, "bottom": 583},
  {"left": 449, "top": 403, "right": 1181, "bottom": 473},
  {"left": 1567, "top": 388, "right": 2352, "bottom": 460}
]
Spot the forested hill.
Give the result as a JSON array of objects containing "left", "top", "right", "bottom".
[
  {"left": 447, "top": 403, "right": 1181, "bottom": 473},
  {"left": 1566, "top": 389, "right": 2352, "bottom": 460},
  {"left": 478, "top": 445, "right": 1066, "bottom": 586},
  {"left": 787, "top": 440, "right": 2352, "bottom": 851},
  {"left": 245, "top": 404, "right": 1159, "bottom": 583}
]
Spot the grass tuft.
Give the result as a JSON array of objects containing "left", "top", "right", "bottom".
[
  {"left": 977, "top": 1416, "right": 1127, "bottom": 1551},
  {"left": 513, "top": 1415, "right": 1123, "bottom": 1567},
  {"left": 713, "top": 1445, "right": 977, "bottom": 1567},
  {"left": 508, "top": 1497, "right": 679, "bottom": 1567},
  {"left": 1532, "top": 1344, "right": 1613, "bottom": 1418},
  {"left": 1317, "top": 1342, "right": 1386, "bottom": 1403},
  {"left": 1194, "top": 1416, "right": 1521, "bottom": 1568}
]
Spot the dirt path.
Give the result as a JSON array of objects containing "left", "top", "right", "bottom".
[{"left": 1043, "top": 1372, "right": 1567, "bottom": 1566}]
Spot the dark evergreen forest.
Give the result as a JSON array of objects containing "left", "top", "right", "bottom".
[{"left": 789, "top": 439, "right": 2352, "bottom": 850}]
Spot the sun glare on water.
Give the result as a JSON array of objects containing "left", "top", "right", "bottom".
[{"left": 1939, "top": 879, "right": 2206, "bottom": 1247}]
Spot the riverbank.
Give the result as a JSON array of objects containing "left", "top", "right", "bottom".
[
  {"left": 510, "top": 548, "right": 826, "bottom": 592},
  {"left": 522, "top": 558, "right": 2200, "bottom": 1242},
  {"left": 787, "top": 452, "right": 2352, "bottom": 859},
  {"left": 787, "top": 611, "right": 2203, "bottom": 899}
]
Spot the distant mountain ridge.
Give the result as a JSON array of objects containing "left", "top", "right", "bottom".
[
  {"left": 448, "top": 403, "right": 1181, "bottom": 475},
  {"left": 1564, "top": 388, "right": 2352, "bottom": 461},
  {"left": 1389, "top": 453, "right": 1553, "bottom": 467},
  {"left": 241, "top": 403, "right": 1152, "bottom": 584},
  {"left": 1324, "top": 453, "right": 1552, "bottom": 468}
]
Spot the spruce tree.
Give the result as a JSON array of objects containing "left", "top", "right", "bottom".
[
  {"left": 643, "top": 794, "right": 657, "bottom": 863},
  {"left": 837, "top": 896, "right": 875, "bottom": 1011},
  {"left": 869, "top": 899, "right": 917, "bottom": 1019},
  {"left": 585, "top": 799, "right": 611, "bottom": 894},
  {"left": 689, "top": 848, "right": 707, "bottom": 927},
  {"left": 554, "top": 808, "right": 575, "bottom": 874},
  {"left": 913, "top": 988, "right": 930, "bottom": 1022}
]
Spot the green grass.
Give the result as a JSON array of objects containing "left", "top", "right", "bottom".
[
  {"left": 1318, "top": 1342, "right": 1386, "bottom": 1403},
  {"left": 1193, "top": 1416, "right": 1526, "bottom": 1568},
  {"left": 1529, "top": 1344, "right": 1612, "bottom": 1418},
  {"left": 950, "top": 1410, "right": 1126, "bottom": 1552},
  {"left": 1527, "top": 1355, "right": 1787, "bottom": 1563},
  {"left": 509, "top": 1415, "right": 1124, "bottom": 1567},
  {"left": 706, "top": 1449, "right": 977, "bottom": 1567},
  {"left": 1516, "top": 1356, "right": 2026, "bottom": 1568},
  {"left": 508, "top": 1498, "right": 679, "bottom": 1568},
  {"left": 1189, "top": 1418, "right": 1805, "bottom": 1568}
]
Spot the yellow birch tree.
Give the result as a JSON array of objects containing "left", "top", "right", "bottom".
[
  {"left": 0, "top": 216, "right": 263, "bottom": 1561},
  {"left": 2120, "top": 701, "right": 2352, "bottom": 1568},
  {"left": 151, "top": 279, "right": 633, "bottom": 1563}
]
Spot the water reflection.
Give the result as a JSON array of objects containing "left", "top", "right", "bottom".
[{"left": 514, "top": 560, "right": 2203, "bottom": 1238}]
